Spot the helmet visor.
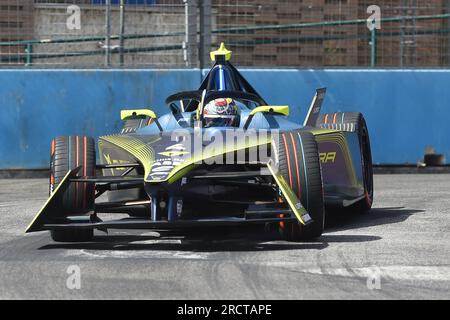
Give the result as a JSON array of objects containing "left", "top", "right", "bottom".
[{"left": 204, "top": 115, "right": 235, "bottom": 127}]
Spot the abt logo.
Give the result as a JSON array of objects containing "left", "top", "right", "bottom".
[{"left": 319, "top": 152, "right": 336, "bottom": 163}]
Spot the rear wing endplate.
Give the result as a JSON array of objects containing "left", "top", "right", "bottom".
[{"left": 303, "top": 88, "right": 326, "bottom": 127}]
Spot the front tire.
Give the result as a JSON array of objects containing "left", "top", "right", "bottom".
[
  {"left": 49, "top": 136, "right": 96, "bottom": 242},
  {"left": 275, "top": 131, "right": 325, "bottom": 241}
]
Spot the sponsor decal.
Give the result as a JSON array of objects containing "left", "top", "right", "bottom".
[
  {"left": 319, "top": 151, "right": 337, "bottom": 163},
  {"left": 149, "top": 143, "right": 189, "bottom": 180}
]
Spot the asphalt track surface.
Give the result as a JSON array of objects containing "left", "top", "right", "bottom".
[{"left": 0, "top": 174, "right": 449, "bottom": 300}]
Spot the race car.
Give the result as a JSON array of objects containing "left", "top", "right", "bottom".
[{"left": 26, "top": 43, "right": 373, "bottom": 243}]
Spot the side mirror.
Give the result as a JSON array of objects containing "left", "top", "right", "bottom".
[
  {"left": 120, "top": 108, "right": 163, "bottom": 132},
  {"left": 243, "top": 105, "right": 289, "bottom": 130}
]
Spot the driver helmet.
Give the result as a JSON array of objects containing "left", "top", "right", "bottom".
[{"left": 203, "top": 98, "right": 240, "bottom": 127}]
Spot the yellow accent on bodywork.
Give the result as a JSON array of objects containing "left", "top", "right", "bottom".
[
  {"left": 121, "top": 109, "right": 157, "bottom": 121},
  {"left": 315, "top": 132, "right": 358, "bottom": 186},
  {"left": 158, "top": 133, "right": 273, "bottom": 184},
  {"left": 102, "top": 153, "right": 130, "bottom": 174},
  {"left": 250, "top": 105, "right": 289, "bottom": 117},
  {"left": 26, "top": 168, "right": 78, "bottom": 233},
  {"left": 99, "top": 135, "right": 156, "bottom": 178},
  {"left": 319, "top": 152, "right": 337, "bottom": 163},
  {"left": 102, "top": 133, "right": 272, "bottom": 184},
  {"left": 210, "top": 42, "right": 232, "bottom": 61},
  {"left": 266, "top": 161, "right": 312, "bottom": 225},
  {"left": 195, "top": 105, "right": 201, "bottom": 122},
  {"left": 167, "top": 164, "right": 198, "bottom": 184}
]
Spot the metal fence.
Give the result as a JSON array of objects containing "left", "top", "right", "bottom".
[{"left": 0, "top": 0, "right": 450, "bottom": 68}]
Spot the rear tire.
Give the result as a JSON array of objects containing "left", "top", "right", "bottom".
[
  {"left": 317, "top": 112, "right": 373, "bottom": 212},
  {"left": 275, "top": 131, "right": 325, "bottom": 241},
  {"left": 49, "top": 136, "right": 96, "bottom": 242}
]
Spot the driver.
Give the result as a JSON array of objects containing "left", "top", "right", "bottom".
[{"left": 202, "top": 98, "right": 240, "bottom": 128}]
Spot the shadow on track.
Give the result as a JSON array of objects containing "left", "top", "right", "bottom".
[
  {"left": 36, "top": 207, "right": 419, "bottom": 252},
  {"left": 38, "top": 229, "right": 330, "bottom": 252},
  {"left": 38, "top": 230, "right": 380, "bottom": 252},
  {"left": 325, "top": 206, "right": 424, "bottom": 231}
]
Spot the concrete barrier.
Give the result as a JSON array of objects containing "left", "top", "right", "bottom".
[
  {"left": 0, "top": 68, "right": 448, "bottom": 169},
  {"left": 0, "top": 69, "right": 201, "bottom": 169}
]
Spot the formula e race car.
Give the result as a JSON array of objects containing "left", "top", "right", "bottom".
[{"left": 26, "top": 43, "right": 373, "bottom": 243}]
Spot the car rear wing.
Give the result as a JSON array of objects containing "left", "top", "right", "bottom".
[{"left": 303, "top": 88, "right": 327, "bottom": 127}]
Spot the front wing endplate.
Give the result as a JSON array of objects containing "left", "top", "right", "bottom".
[
  {"left": 266, "top": 161, "right": 313, "bottom": 226},
  {"left": 26, "top": 167, "right": 81, "bottom": 233}
]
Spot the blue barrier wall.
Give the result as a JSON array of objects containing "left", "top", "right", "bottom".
[
  {"left": 0, "top": 69, "right": 201, "bottom": 169},
  {"left": 0, "top": 69, "right": 449, "bottom": 169},
  {"left": 241, "top": 69, "right": 450, "bottom": 165}
]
